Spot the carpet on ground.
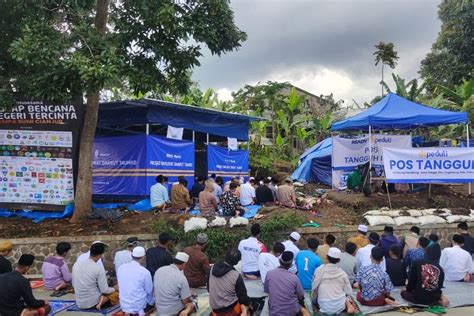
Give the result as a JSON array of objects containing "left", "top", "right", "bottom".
[
  {"left": 67, "top": 304, "right": 121, "bottom": 314},
  {"left": 47, "top": 300, "right": 76, "bottom": 316}
]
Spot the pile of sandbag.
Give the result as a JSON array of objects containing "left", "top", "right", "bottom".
[{"left": 363, "top": 208, "right": 474, "bottom": 226}]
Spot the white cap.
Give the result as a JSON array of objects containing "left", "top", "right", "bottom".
[
  {"left": 327, "top": 247, "right": 341, "bottom": 259},
  {"left": 290, "top": 232, "right": 301, "bottom": 241},
  {"left": 91, "top": 240, "right": 107, "bottom": 246},
  {"left": 358, "top": 224, "right": 368, "bottom": 233},
  {"left": 175, "top": 252, "right": 189, "bottom": 263},
  {"left": 132, "top": 246, "right": 146, "bottom": 258}
]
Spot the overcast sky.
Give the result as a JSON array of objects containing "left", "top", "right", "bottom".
[{"left": 192, "top": 0, "right": 441, "bottom": 106}]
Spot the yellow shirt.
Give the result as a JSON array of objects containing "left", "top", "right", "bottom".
[
  {"left": 348, "top": 234, "right": 369, "bottom": 249},
  {"left": 171, "top": 184, "right": 191, "bottom": 210},
  {"left": 316, "top": 244, "right": 330, "bottom": 263}
]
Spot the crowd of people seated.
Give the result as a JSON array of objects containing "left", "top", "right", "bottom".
[
  {"left": 1, "top": 220, "right": 473, "bottom": 315},
  {"left": 150, "top": 174, "right": 298, "bottom": 216}
]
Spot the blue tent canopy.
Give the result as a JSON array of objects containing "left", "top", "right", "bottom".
[
  {"left": 291, "top": 138, "right": 332, "bottom": 185},
  {"left": 98, "top": 98, "right": 262, "bottom": 141},
  {"left": 331, "top": 93, "right": 468, "bottom": 131}
]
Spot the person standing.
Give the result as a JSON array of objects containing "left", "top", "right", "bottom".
[
  {"left": 238, "top": 224, "right": 267, "bottom": 279},
  {"left": 356, "top": 232, "right": 386, "bottom": 271},
  {"left": 348, "top": 225, "right": 369, "bottom": 250},
  {"left": 72, "top": 243, "right": 117, "bottom": 310},
  {"left": 0, "top": 240, "right": 13, "bottom": 275},
  {"left": 150, "top": 175, "right": 170, "bottom": 210},
  {"left": 440, "top": 234, "right": 472, "bottom": 282},
  {"left": 404, "top": 237, "right": 430, "bottom": 277},
  {"left": 117, "top": 247, "right": 154, "bottom": 315},
  {"left": 282, "top": 232, "right": 301, "bottom": 273},
  {"left": 312, "top": 248, "right": 356, "bottom": 314},
  {"left": 183, "top": 233, "right": 210, "bottom": 288},
  {"left": 258, "top": 242, "right": 285, "bottom": 284},
  {"left": 337, "top": 242, "right": 358, "bottom": 285},
  {"left": 208, "top": 248, "right": 251, "bottom": 316},
  {"left": 317, "top": 234, "right": 336, "bottom": 264},
  {"left": 295, "top": 238, "right": 322, "bottom": 290},
  {"left": 240, "top": 178, "right": 256, "bottom": 206},
  {"left": 427, "top": 234, "right": 441, "bottom": 264},
  {"left": 385, "top": 245, "right": 406, "bottom": 286},
  {"left": 380, "top": 226, "right": 400, "bottom": 258},
  {"left": 146, "top": 232, "right": 174, "bottom": 278},
  {"left": 42, "top": 242, "right": 73, "bottom": 291},
  {"left": 114, "top": 237, "right": 139, "bottom": 271},
  {"left": 154, "top": 252, "right": 196, "bottom": 316},
  {"left": 400, "top": 226, "right": 420, "bottom": 258},
  {"left": 401, "top": 247, "right": 449, "bottom": 307},
  {"left": 0, "top": 254, "right": 51, "bottom": 316},
  {"left": 277, "top": 178, "right": 297, "bottom": 208},
  {"left": 264, "top": 251, "right": 310, "bottom": 316}
]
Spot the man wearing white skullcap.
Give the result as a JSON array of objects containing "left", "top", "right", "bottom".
[
  {"left": 154, "top": 252, "right": 196, "bottom": 315},
  {"left": 117, "top": 247, "right": 154, "bottom": 314},
  {"left": 282, "top": 232, "right": 301, "bottom": 273},
  {"left": 312, "top": 248, "right": 357, "bottom": 314},
  {"left": 348, "top": 224, "right": 369, "bottom": 250}
]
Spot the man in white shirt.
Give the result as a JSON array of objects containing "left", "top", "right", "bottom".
[
  {"left": 154, "top": 252, "right": 196, "bottom": 316},
  {"left": 114, "top": 237, "right": 138, "bottom": 272},
  {"left": 117, "top": 246, "right": 154, "bottom": 314},
  {"left": 72, "top": 243, "right": 117, "bottom": 310},
  {"left": 282, "top": 232, "right": 301, "bottom": 273},
  {"left": 258, "top": 242, "right": 285, "bottom": 283},
  {"left": 76, "top": 241, "right": 105, "bottom": 269},
  {"left": 240, "top": 178, "right": 256, "bottom": 206},
  {"left": 238, "top": 224, "right": 267, "bottom": 279},
  {"left": 356, "top": 232, "right": 386, "bottom": 271},
  {"left": 150, "top": 175, "right": 170, "bottom": 209},
  {"left": 440, "top": 234, "right": 472, "bottom": 282}
]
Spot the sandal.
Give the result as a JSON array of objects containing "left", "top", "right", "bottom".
[
  {"left": 399, "top": 306, "right": 417, "bottom": 314},
  {"left": 424, "top": 305, "right": 446, "bottom": 314}
]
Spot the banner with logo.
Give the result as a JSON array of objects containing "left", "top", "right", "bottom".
[
  {"left": 383, "top": 147, "right": 474, "bottom": 183},
  {"left": 146, "top": 136, "right": 195, "bottom": 191},
  {"left": 331, "top": 134, "right": 412, "bottom": 189},
  {"left": 92, "top": 135, "right": 147, "bottom": 195},
  {"left": 0, "top": 100, "right": 83, "bottom": 210},
  {"left": 207, "top": 144, "right": 249, "bottom": 182}
]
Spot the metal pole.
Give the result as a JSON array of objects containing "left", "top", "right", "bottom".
[
  {"left": 369, "top": 125, "right": 372, "bottom": 184},
  {"left": 467, "top": 124, "right": 471, "bottom": 195},
  {"left": 146, "top": 124, "right": 150, "bottom": 135},
  {"left": 331, "top": 132, "right": 335, "bottom": 190},
  {"left": 206, "top": 133, "right": 209, "bottom": 144},
  {"left": 192, "top": 130, "right": 195, "bottom": 143}
]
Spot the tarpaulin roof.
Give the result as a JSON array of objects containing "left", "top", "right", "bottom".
[
  {"left": 291, "top": 138, "right": 332, "bottom": 185},
  {"left": 331, "top": 93, "right": 468, "bottom": 131},
  {"left": 98, "top": 98, "right": 263, "bottom": 141}
]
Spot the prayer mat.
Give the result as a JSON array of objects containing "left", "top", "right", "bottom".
[
  {"left": 67, "top": 304, "right": 121, "bottom": 314},
  {"left": 47, "top": 300, "right": 76, "bottom": 316},
  {"left": 30, "top": 280, "right": 44, "bottom": 289}
]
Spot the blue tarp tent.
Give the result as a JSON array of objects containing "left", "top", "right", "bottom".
[
  {"left": 291, "top": 138, "right": 332, "bottom": 185},
  {"left": 331, "top": 93, "right": 468, "bottom": 131}
]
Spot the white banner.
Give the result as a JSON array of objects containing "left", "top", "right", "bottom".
[
  {"left": 166, "top": 125, "right": 184, "bottom": 140},
  {"left": 332, "top": 134, "right": 412, "bottom": 168},
  {"left": 227, "top": 137, "right": 238, "bottom": 151},
  {"left": 383, "top": 147, "right": 474, "bottom": 183}
]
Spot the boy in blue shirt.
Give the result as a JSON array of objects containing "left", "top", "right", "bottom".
[{"left": 296, "top": 238, "right": 322, "bottom": 290}]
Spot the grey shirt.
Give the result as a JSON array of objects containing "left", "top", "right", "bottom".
[
  {"left": 72, "top": 258, "right": 114, "bottom": 309},
  {"left": 337, "top": 252, "right": 358, "bottom": 284},
  {"left": 154, "top": 264, "right": 191, "bottom": 315}
]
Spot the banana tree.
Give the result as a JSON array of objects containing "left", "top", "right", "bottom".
[{"left": 382, "top": 73, "right": 426, "bottom": 102}]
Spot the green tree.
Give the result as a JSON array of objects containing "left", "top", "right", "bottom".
[
  {"left": 381, "top": 73, "right": 426, "bottom": 102},
  {"left": 373, "top": 41, "right": 399, "bottom": 97},
  {"left": 3, "top": 0, "right": 246, "bottom": 221},
  {"left": 420, "top": 0, "right": 474, "bottom": 93}
]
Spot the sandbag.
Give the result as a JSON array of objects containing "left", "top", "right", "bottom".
[
  {"left": 445, "top": 215, "right": 471, "bottom": 224},
  {"left": 407, "top": 210, "right": 423, "bottom": 217},
  {"left": 421, "top": 209, "right": 437, "bottom": 216},
  {"left": 393, "top": 216, "right": 420, "bottom": 226},
  {"left": 363, "top": 210, "right": 400, "bottom": 217},
  {"left": 364, "top": 215, "right": 396, "bottom": 226},
  {"left": 417, "top": 215, "right": 446, "bottom": 225},
  {"left": 184, "top": 217, "right": 208, "bottom": 233},
  {"left": 208, "top": 217, "right": 227, "bottom": 227},
  {"left": 229, "top": 216, "right": 249, "bottom": 228}
]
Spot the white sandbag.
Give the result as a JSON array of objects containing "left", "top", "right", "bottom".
[
  {"left": 363, "top": 210, "right": 400, "bottom": 217},
  {"left": 445, "top": 215, "right": 471, "bottom": 224},
  {"left": 184, "top": 217, "right": 208, "bottom": 233},
  {"left": 364, "top": 215, "right": 396, "bottom": 226},
  {"left": 208, "top": 217, "right": 227, "bottom": 227},
  {"left": 393, "top": 216, "right": 420, "bottom": 226},
  {"left": 293, "top": 181, "right": 304, "bottom": 187},
  {"left": 407, "top": 210, "right": 423, "bottom": 217},
  {"left": 229, "top": 216, "right": 249, "bottom": 228},
  {"left": 417, "top": 215, "right": 446, "bottom": 225},
  {"left": 436, "top": 208, "right": 452, "bottom": 217},
  {"left": 421, "top": 209, "right": 437, "bottom": 216}
]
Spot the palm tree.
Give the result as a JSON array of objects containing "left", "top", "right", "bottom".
[{"left": 374, "top": 42, "right": 399, "bottom": 97}]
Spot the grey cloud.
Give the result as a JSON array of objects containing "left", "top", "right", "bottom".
[{"left": 192, "top": 0, "right": 441, "bottom": 103}]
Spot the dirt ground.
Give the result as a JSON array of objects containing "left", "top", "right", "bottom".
[{"left": 0, "top": 184, "right": 473, "bottom": 239}]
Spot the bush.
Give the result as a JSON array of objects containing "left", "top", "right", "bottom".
[{"left": 152, "top": 212, "right": 305, "bottom": 263}]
